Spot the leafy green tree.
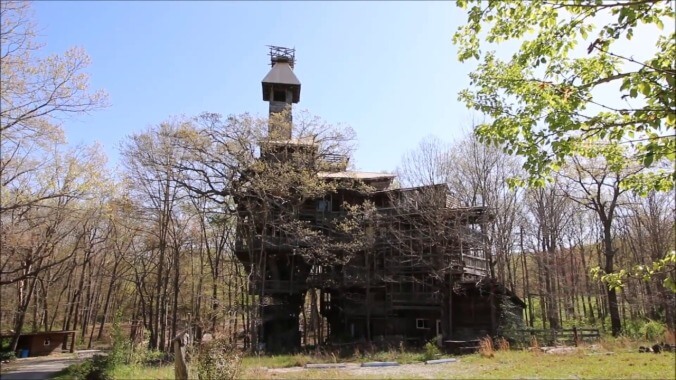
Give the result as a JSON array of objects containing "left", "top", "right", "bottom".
[{"left": 453, "top": 0, "right": 674, "bottom": 193}]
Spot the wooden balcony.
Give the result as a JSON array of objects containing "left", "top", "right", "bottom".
[{"left": 462, "top": 255, "right": 488, "bottom": 276}]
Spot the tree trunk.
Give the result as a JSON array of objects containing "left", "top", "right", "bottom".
[
  {"left": 603, "top": 222, "right": 621, "bottom": 336},
  {"left": 10, "top": 273, "right": 38, "bottom": 352}
]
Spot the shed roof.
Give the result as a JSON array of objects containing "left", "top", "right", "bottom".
[{"left": 0, "top": 330, "right": 76, "bottom": 339}]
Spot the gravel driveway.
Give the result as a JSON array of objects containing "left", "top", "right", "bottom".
[{"left": 0, "top": 350, "right": 100, "bottom": 380}]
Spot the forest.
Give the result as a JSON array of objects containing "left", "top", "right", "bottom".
[{"left": 1, "top": 0, "right": 675, "bottom": 359}]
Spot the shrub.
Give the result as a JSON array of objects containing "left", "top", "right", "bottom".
[
  {"left": 641, "top": 320, "right": 667, "bottom": 342},
  {"left": 421, "top": 341, "right": 441, "bottom": 361},
  {"left": 60, "top": 355, "right": 113, "bottom": 380},
  {"left": 129, "top": 343, "right": 167, "bottom": 366},
  {"left": 195, "top": 338, "right": 241, "bottom": 380},
  {"left": 0, "top": 350, "right": 15, "bottom": 362},
  {"left": 108, "top": 311, "right": 132, "bottom": 368},
  {"left": 86, "top": 355, "right": 114, "bottom": 380}
]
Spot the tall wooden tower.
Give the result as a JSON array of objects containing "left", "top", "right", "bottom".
[{"left": 262, "top": 46, "right": 300, "bottom": 140}]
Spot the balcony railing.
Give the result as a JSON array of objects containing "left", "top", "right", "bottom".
[{"left": 462, "top": 255, "right": 488, "bottom": 276}]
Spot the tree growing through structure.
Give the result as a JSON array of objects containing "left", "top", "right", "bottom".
[{"left": 167, "top": 110, "right": 362, "bottom": 351}]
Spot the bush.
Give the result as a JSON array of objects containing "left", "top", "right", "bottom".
[
  {"left": 641, "top": 320, "right": 667, "bottom": 342},
  {"left": 129, "top": 343, "right": 168, "bottom": 366},
  {"left": 108, "top": 312, "right": 132, "bottom": 368},
  {"left": 59, "top": 355, "right": 113, "bottom": 380},
  {"left": 421, "top": 341, "right": 441, "bottom": 361},
  {"left": 0, "top": 350, "right": 15, "bottom": 362},
  {"left": 195, "top": 338, "right": 241, "bottom": 380}
]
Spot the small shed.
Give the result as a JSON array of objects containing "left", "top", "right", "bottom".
[{"left": 1, "top": 330, "right": 76, "bottom": 357}]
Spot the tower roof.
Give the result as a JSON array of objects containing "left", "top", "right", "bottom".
[
  {"left": 262, "top": 61, "right": 301, "bottom": 86},
  {"left": 262, "top": 46, "right": 301, "bottom": 103},
  {"left": 262, "top": 61, "right": 301, "bottom": 103}
]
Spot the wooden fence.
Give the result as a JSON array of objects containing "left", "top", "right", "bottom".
[{"left": 504, "top": 327, "right": 601, "bottom": 347}]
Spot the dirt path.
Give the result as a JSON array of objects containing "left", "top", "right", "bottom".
[
  {"left": 0, "top": 350, "right": 101, "bottom": 380},
  {"left": 269, "top": 360, "right": 466, "bottom": 379}
]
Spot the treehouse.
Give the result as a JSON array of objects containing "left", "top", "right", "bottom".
[{"left": 232, "top": 46, "right": 524, "bottom": 353}]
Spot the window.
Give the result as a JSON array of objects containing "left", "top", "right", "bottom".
[
  {"left": 416, "top": 318, "right": 430, "bottom": 329},
  {"left": 331, "top": 195, "right": 341, "bottom": 211},
  {"left": 273, "top": 89, "right": 287, "bottom": 102},
  {"left": 436, "top": 320, "right": 441, "bottom": 335},
  {"left": 43, "top": 338, "right": 51, "bottom": 346},
  {"left": 317, "top": 200, "right": 329, "bottom": 212}
]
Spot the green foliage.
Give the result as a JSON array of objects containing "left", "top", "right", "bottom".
[
  {"left": 195, "top": 338, "right": 242, "bottom": 380},
  {"left": 453, "top": 0, "right": 675, "bottom": 192},
  {"left": 591, "top": 250, "right": 676, "bottom": 293},
  {"left": 54, "top": 355, "right": 114, "bottom": 380},
  {"left": 0, "top": 350, "right": 15, "bottom": 362},
  {"left": 108, "top": 311, "right": 132, "bottom": 367},
  {"left": 52, "top": 314, "right": 131, "bottom": 380},
  {"left": 421, "top": 340, "right": 442, "bottom": 361},
  {"left": 640, "top": 320, "right": 667, "bottom": 342}
]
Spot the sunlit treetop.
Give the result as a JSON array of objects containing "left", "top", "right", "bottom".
[{"left": 453, "top": 0, "right": 675, "bottom": 194}]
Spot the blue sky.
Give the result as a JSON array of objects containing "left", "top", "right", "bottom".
[{"left": 32, "top": 1, "right": 478, "bottom": 173}]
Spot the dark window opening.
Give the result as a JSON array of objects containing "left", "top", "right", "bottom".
[
  {"left": 317, "top": 199, "right": 330, "bottom": 212},
  {"left": 273, "top": 90, "right": 287, "bottom": 102},
  {"left": 416, "top": 318, "right": 430, "bottom": 329}
]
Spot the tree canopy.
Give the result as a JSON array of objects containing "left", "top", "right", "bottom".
[{"left": 453, "top": 0, "right": 675, "bottom": 193}]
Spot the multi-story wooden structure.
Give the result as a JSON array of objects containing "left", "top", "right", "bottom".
[{"left": 233, "top": 47, "right": 524, "bottom": 353}]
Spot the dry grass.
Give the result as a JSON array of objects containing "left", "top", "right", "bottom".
[
  {"left": 495, "top": 337, "right": 510, "bottom": 351},
  {"left": 665, "top": 329, "right": 675, "bottom": 345},
  {"left": 478, "top": 336, "right": 494, "bottom": 358},
  {"left": 599, "top": 335, "right": 635, "bottom": 352}
]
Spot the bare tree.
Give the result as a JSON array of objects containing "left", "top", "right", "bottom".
[
  {"left": 0, "top": 0, "right": 107, "bottom": 213},
  {"left": 120, "top": 120, "right": 191, "bottom": 351},
  {"left": 557, "top": 149, "right": 644, "bottom": 336}
]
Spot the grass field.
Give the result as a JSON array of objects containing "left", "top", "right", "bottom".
[{"left": 60, "top": 345, "right": 674, "bottom": 380}]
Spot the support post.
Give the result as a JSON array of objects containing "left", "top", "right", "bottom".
[
  {"left": 447, "top": 273, "right": 453, "bottom": 341},
  {"left": 70, "top": 331, "right": 76, "bottom": 353},
  {"left": 173, "top": 331, "right": 190, "bottom": 380},
  {"left": 573, "top": 326, "right": 578, "bottom": 347}
]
